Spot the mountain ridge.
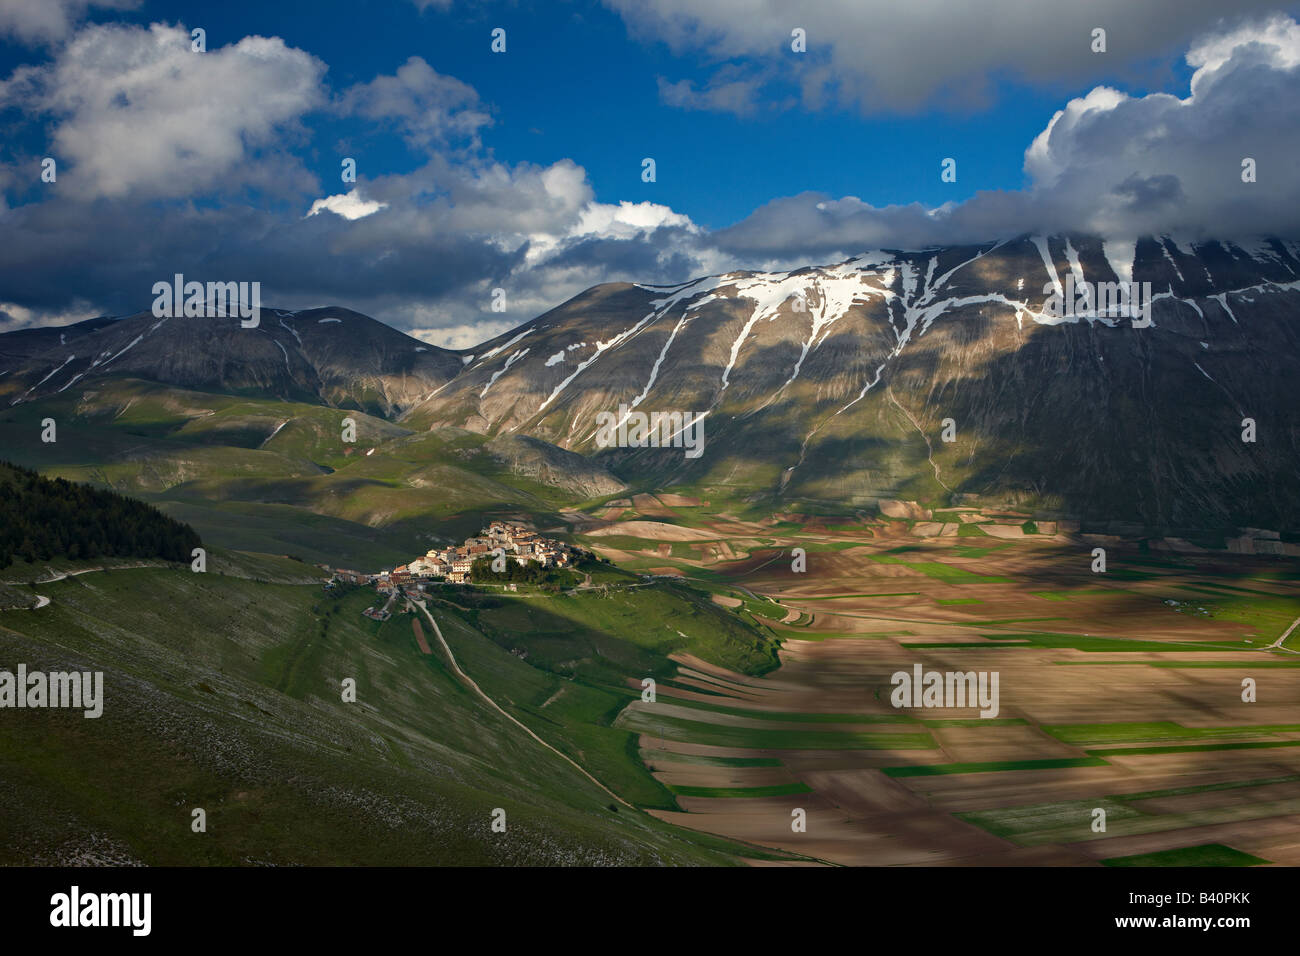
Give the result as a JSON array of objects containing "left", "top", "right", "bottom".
[
  {"left": 401, "top": 233, "right": 1300, "bottom": 531},
  {"left": 3, "top": 232, "right": 1299, "bottom": 532}
]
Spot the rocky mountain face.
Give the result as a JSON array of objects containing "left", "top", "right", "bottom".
[
  {"left": 0, "top": 305, "right": 463, "bottom": 419},
  {"left": 404, "top": 235, "right": 1300, "bottom": 532},
  {"left": 4, "top": 235, "right": 1297, "bottom": 532}
]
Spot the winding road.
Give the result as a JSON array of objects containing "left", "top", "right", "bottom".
[
  {"left": 10, "top": 563, "right": 161, "bottom": 611},
  {"left": 410, "top": 598, "right": 632, "bottom": 808}
]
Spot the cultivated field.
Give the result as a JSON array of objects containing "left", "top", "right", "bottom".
[
  {"left": 4, "top": 488, "right": 1296, "bottom": 867},
  {"left": 580, "top": 496, "right": 1300, "bottom": 866}
]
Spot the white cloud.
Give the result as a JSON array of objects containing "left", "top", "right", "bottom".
[
  {"left": 0, "top": 22, "right": 326, "bottom": 199},
  {"left": 573, "top": 200, "right": 697, "bottom": 239},
  {"left": 718, "top": 14, "right": 1300, "bottom": 254},
  {"left": 306, "top": 192, "right": 388, "bottom": 220},
  {"left": 4, "top": 14, "right": 1300, "bottom": 352},
  {"left": 1186, "top": 13, "right": 1300, "bottom": 81},
  {"left": 337, "top": 56, "right": 490, "bottom": 148}
]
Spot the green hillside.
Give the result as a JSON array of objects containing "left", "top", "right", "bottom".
[
  {"left": 0, "top": 378, "right": 610, "bottom": 569},
  {"left": 0, "top": 555, "right": 783, "bottom": 865}
]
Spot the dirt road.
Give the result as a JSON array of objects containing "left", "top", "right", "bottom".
[{"left": 411, "top": 599, "right": 631, "bottom": 808}]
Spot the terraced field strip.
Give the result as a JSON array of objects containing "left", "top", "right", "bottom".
[
  {"left": 619, "top": 709, "right": 935, "bottom": 750},
  {"left": 907, "top": 632, "right": 1250, "bottom": 653},
  {"left": 957, "top": 797, "right": 1143, "bottom": 841},
  {"left": 1050, "top": 660, "right": 1300, "bottom": 668},
  {"left": 667, "top": 783, "right": 812, "bottom": 798},
  {"left": 882, "top": 756, "right": 1109, "bottom": 777},
  {"left": 793, "top": 592, "right": 922, "bottom": 601},
  {"left": 1044, "top": 721, "right": 1300, "bottom": 746},
  {"left": 641, "top": 751, "right": 781, "bottom": 768},
  {"left": 1100, "top": 844, "right": 1270, "bottom": 867},
  {"left": 1110, "top": 773, "right": 1300, "bottom": 803},
  {"left": 951, "top": 765, "right": 1300, "bottom": 848},
  {"left": 1085, "top": 739, "right": 1300, "bottom": 757},
  {"left": 958, "top": 791, "right": 1300, "bottom": 848},
  {"left": 410, "top": 616, "right": 432, "bottom": 655},
  {"left": 662, "top": 695, "right": 915, "bottom": 725}
]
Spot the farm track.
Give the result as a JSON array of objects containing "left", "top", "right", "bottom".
[{"left": 411, "top": 598, "right": 633, "bottom": 809}]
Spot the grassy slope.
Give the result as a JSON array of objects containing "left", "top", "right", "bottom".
[
  {"left": 416, "top": 578, "right": 784, "bottom": 811},
  {"left": 0, "top": 556, "right": 767, "bottom": 865},
  {"left": 0, "top": 379, "right": 597, "bottom": 569}
]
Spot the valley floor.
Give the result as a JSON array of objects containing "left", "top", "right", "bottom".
[
  {"left": 3, "top": 505, "right": 1298, "bottom": 867},
  {"left": 588, "top": 510, "right": 1300, "bottom": 866}
]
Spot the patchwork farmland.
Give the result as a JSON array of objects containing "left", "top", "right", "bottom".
[{"left": 575, "top": 494, "right": 1300, "bottom": 866}]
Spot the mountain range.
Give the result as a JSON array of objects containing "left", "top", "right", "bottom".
[{"left": 3, "top": 234, "right": 1298, "bottom": 540}]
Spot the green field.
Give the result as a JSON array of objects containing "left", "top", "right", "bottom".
[
  {"left": 882, "top": 757, "right": 1109, "bottom": 777},
  {"left": 666, "top": 783, "right": 812, "bottom": 798},
  {"left": 641, "top": 752, "right": 782, "bottom": 769},
  {"left": 1101, "top": 844, "right": 1269, "bottom": 867},
  {"left": 618, "top": 710, "right": 936, "bottom": 751},
  {"left": 958, "top": 798, "right": 1143, "bottom": 841},
  {"left": 907, "top": 632, "right": 1249, "bottom": 653},
  {"left": 1085, "top": 740, "right": 1300, "bottom": 756},
  {"left": 1045, "top": 721, "right": 1300, "bottom": 746}
]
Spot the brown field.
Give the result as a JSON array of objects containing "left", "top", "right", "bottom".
[
  {"left": 595, "top": 505, "right": 1300, "bottom": 866},
  {"left": 586, "top": 520, "right": 720, "bottom": 541}
]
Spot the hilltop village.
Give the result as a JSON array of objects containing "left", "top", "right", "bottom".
[{"left": 321, "top": 521, "right": 588, "bottom": 602}]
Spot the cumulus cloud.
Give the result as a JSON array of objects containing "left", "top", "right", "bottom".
[
  {"left": 336, "top": 56, "right": 491, "bottom": 149},
  {"left": 306, "top": 192, "right": 389, "bottom": 220},
  {"left": 610, "top": 0, "right": 1288, "bottom": 113},
  {"left": 2, "top": 15, "right": 1299, "bottom": 350},
  {"left": 0, "top": 22, "right": 326, "bottom": 200},
  {"left": 718, "top": 14, "right": 1300, "bottom": 257},
  {"left": 0, "top": 0, "right": 138, "bottom": 45}
]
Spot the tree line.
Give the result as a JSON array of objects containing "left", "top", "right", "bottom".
[
  {"left": 0, "top": 460, "right": 202, "bottom": 569},
  {"left": 469, "top": 555, "right": 565, "bottom": 585}
]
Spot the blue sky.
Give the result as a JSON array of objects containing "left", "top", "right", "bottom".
[
  {"left": 1, "top": 0, "right": 1298, "bottom": 345},
  {"left": 0, "top": 0, "right": 1199, "bottom": 225}
]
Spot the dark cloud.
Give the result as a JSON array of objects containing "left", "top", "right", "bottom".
[{"left": 1, "top": 14, "right": 1299, "bottom": 346}]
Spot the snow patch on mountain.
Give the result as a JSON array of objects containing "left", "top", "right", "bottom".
[
  {"left": 1211, "top": 292, "right": 1238, "bottom": 324},
  {"left": 479, "top": 327, "right": 534, "bottom": 365},
  {"left": 1032, "top": 236, "right": 1063, "bottom": 297},
  {"left": 278, "top": 317, "right": 302, "bottom": 346},
  {"left": 1160, "top": 238, "right": 1186, "bottom": 283},
  {"left": 481, "top": 348, "right": 529, "bottom": 398},
  {"left": 537, "top": 275, "right": 729, "bottom": 413}
]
